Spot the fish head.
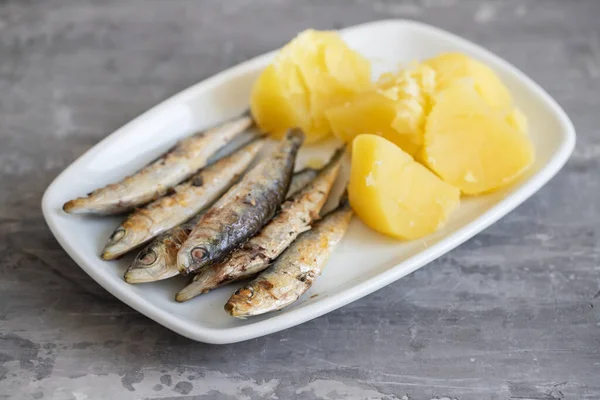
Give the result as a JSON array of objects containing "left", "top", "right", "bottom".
[
  {"left": 176, "top": 238, "right": 220, "bottom": 275},
  {"left": 124, "top": 240, "right": 179, "bottom": 283},
  {"left": 224, "top": 280, "right": 279, "bottom": 317},
  {"left": 101, "top": 222, "right": 151, "bottom": 260}
]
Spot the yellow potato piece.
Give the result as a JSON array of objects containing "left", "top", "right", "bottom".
[
  {"left": 250, "top": 30, "right": 371, "bottom": 143},
  {"left": 423, "top": 82, "right": 534, "bottom": 195},
  {"left": 325, "top": 91, "right": 421, "bottom": 153},
  {"left": 349, "top": 134, "right": 460, "bottom": 240},
  {"left": 326, "top": 64, "right": 436, "bottom": 155},
  {"left": 423, "top": 52, "right": 512, "bottom": 111},
  {"left": 506, "top": 107, "right": 529, "bottom": 135},
  {"left": 250, "top": 65, "right": 310, "bottom": 141}
]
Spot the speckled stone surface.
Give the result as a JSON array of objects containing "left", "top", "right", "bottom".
[{"left": 1, "top": 0, "right": 599, "bottom": 399}]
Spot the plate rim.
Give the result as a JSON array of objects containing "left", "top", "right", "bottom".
[{"left": 42, "top": 19, "right": 576, "bottom": 344}]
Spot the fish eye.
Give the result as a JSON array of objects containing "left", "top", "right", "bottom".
[
  {"left": 191, "top": 176, "right": 203, "bottom": 187},
  {"left": 111, "top": 228, "right": 126, "bottom": 242},
  {"left": 191, "top": 247, "right": 208, "bottom": 261},
  {"left": 297, "top": 271, "right": 315, "bottom": 282},
  {"left": 234, "top": 287, "right": 254, "bottom": 298},
  {"left": 138, "top": 249, "right": 157, "bottom": 265}
]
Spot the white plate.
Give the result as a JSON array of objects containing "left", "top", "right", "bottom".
[{"left": 42, "top": 20, "right": 575, "bottom": 344}]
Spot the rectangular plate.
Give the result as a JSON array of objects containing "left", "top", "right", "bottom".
[{"left": 42, "top": 20, "right": 575, "bottom": 344}]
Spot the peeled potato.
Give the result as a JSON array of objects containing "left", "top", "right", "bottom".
[
  {"left": 326, "top": 64, "right": 436, "bottom": 155},
  {"left": 324, "top": 91, "right": 419, "bottom": 152},
  {"left": 250, "top": 30, "right": 371, "bottom": 143},
  {"left": 423, "top": 52, "right": 512, "bottom": 111},
  {"left": 506, "top": 108, "right": 529, "bottom": 135},
  {"left": 422, "top": 82, "right": 534, "bottom": 195},
  {"left": 349, "top": 134, "right": 460, "bottom": 240},
  {"left": 250, "top": 65, "right": 310, "bottom": 140}
]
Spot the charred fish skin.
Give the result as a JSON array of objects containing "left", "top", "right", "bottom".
[
  {"left": 177, "top": 129, "right": 305, "bottom": 276},
  {"left": 175, "top": 147, "right": 345, "bottom": 302},
  {"left": 63, "top": 113, "right": 253, "bottom": 215},
  {"left": 123, "top": 169, "right": 317, "bottom": 284},
  {"left": 224, "top": 197, "right": 353, "bottom": 318},
  {"left": 101, "top": 138, "right": 265, "bottom": 260}
]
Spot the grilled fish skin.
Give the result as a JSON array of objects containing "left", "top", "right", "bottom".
[
  {"left": 63, "top": 113, "right": 253, "bottom": 215},
  {"left": 224, "top": 197, "right": 353, "bottom": 318},
  {"left": 124, "top": 169, "right": 316, "bottom": 284},
  {"left": 177, "top": 129, "right": 305, "bottom": 276},
  {"left": 175, "top": 148, "right": 344, "bottom": 301},
  {"left": 101, "top": 138, "right": 265, "bottom": 260}
]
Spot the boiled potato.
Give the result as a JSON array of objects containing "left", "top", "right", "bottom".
[
  {"left": 250, "top": 29, "right": 371, "bottom": 143},
  {"left": 326, "top": 64, "right": 436, "bottom": 155},
  {"left": 325, "top": 91, "right": 411, "bottom": 151},
  {"left": 349, "top": 134, "right": 460, "bottom": 240},
  {"left": 249, "top": 64, "right": 310, "bottom": 140},
  {"left": 423, "top": 52, "right": 512, "bottom": 111},
  {"left": 422, "top": 82, "right": 534, "bottom": 195},
  {"left": 506, "top": 108, "right": 529, "bottom": 135}
]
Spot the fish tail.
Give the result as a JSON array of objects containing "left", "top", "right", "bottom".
[
  {"left": 241, "top": 108, "right": 252, "bottom": 119},
  {"left": 286, "top": 128, "right": 306, "bottom": 144}
]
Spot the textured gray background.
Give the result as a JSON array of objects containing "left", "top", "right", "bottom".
[{"left": 1, "top": 0, "right": 599, "bottom": 399}]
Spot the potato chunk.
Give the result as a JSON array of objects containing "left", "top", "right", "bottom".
[
  {"left": 423, "top": 52, "right": 512, "bottom": 111},
  {"left": 326, "top": 64, "right": 436, "bottom": 155},
  {"left": 349, "top": 134, "right": 460, "bottom": 239},
  {"left": 422, "top": 82, "right": 534, "bottom": 195},
  {"left": 250, "top": 30, "right": 371, "bottom": 143}
]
